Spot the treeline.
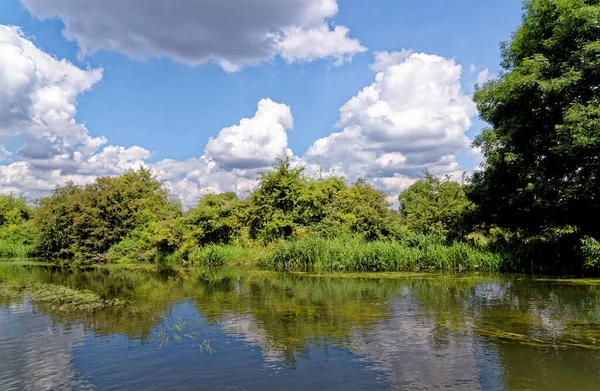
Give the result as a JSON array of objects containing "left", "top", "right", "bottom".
[
  {"left": 2, "top": 0, "right": 600, "bottom": 274},
  {"left": 0, "top": 155, "right": 594, "bottom": 273},
  {"left": 0, "top": 160, "right": 504, "bottom": 272}
]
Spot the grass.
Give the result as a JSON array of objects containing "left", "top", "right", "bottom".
[
  {"left": 265, "top": 235, "right": 504, "bottom": 272},
  {"left": 187, "top": 244, "right": 272, "bottom": 268},
  {"left": 0, "top": 240, "right": 36, "bottom": 258},
  {"left": 1, "top": 233, "right": 505, "bottom": 274}
]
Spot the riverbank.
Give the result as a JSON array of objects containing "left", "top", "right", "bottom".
[{"left": 7, "top": 234, "right": 507, "bottom": 273}]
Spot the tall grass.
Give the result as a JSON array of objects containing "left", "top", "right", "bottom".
[
  {"left": 0, "top": 240, "right": 36, "bottom": 259},
  {"left": 266, "top": 234, "right": 503, "bottom": 272},
  {"left": 188, "top": 244, "right": 271, "bottom": 268}
]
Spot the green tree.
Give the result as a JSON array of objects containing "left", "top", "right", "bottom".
[
  {"left": 246, "top": 156, "right": 306, "bottom": 240},
  {"left": 35, "top": 168, "right": 181, "bottom": 258},
  {"left": 399, "top": 172, "right": 474, "bottom": 240},
  {"left": 328, "top": 179, "right": 400, "bottom": 240},
  {"left": 185, "top": 192, "right": 245, "bottom": 245},
  {"left": 34, "top": 182, "right": 81, "bottom": 257},
  {"left": 0, "top": 194, "right": 34, "bottom": 250},
  {"left": 470, "top": 0, "right": 600, "bottom": 269}
]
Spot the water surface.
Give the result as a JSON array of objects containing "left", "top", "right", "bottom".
[{"left": 1, "top": 263, "right": 599, "bottom": 390}]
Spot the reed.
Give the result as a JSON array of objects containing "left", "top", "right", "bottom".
[
  {"left": 0, "top": 241, "right": 36, "bottom": 259},
  {"left": 188, "top": 244, "right": 271, "bottom": 268},
  {"left": 266, "top": 234, "right": 504, "bottom": 272}
]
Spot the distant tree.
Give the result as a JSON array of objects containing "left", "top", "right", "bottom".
[
  {"left": 0, "top": 194, "right": 31, "bottom": 227},
  {"left": 399, "top": 171, "right": 474, "bottom": 240},
  {"left": 328, "top": 179, "right": 400, "bottom": 240},
  {"left": 0, "top": 194, "right": 34, "bottom": 246},
  {"left": 185, "top": 192, "right": 245, "bottom": 245},
  {"left": 35, "top": 168, "right": 180, "bottom": 258},
  {"left": 246, "top": 156, "right": 306, "bottom": 240}
]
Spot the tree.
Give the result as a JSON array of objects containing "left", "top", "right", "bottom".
[
  {"left": 329, "top": 179, "right": 400, "bottom": 240},
  {"left": 399, "top": 171, "right": 474, "bottom": 240},
  {"left": 246, "top": 156, "right": 306, "bottom": 240},
  {"left": 35, "top": 168, "right": 181, "bottom": 258},
  {"left": 185, "top": 192, "right": 244, "bottom": 245},
  {"left": 470, "top": 0, "right": 600, "bottom": 267},
  {"left": 0, "top": 194, "right": 34, "bottom": 247}
]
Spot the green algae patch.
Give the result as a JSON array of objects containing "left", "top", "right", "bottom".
[
  {"left": 0, "top": 281, "right": 129, "bottom": 312},
  {"left": 531, "top": 278, "right": 600, "bottom": 286},
  {"left": 476, "top": 325, "right": 600, "bottom": 350}
]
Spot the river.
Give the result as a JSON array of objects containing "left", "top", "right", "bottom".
[{"left": 1, "top": 262, "right": 599, "bottom": 390}]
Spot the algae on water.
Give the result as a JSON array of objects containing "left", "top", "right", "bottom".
[{"left": 0, "top": 281, "right": 128, "bottom": 312}]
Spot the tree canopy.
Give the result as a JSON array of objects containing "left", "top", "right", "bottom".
[
  {"left": 471, "top": 0, "right": 600, "bottom": 240},
  {"left": 399, "top": 172, "right": 474, "bottom": 240}
]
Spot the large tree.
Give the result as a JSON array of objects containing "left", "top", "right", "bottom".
[{"left": 471, "top": 0, "right": 600, "bottom": 244}]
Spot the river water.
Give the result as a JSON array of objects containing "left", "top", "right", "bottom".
[{"left": 0, "top": 263, "right": 599, "bottom": 390}]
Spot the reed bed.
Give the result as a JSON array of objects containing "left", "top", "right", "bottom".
[{"left": 266, "top": 235, "right": 503, "bottom": 272}]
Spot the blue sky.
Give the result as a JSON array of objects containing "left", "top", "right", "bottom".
[{"left": 0, "top": 0, "right": 524, "bottom": 205}]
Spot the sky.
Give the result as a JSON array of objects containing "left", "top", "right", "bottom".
[{"left": 0, "top": 0, "right": 524, "bottom": 206}]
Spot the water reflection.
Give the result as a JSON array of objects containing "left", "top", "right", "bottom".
[
  {"left": 0, "top": 301, "right": 91, "bottom": 390},
  {"left": 1, "top": 264, "right": 600, "bottom": 390}
]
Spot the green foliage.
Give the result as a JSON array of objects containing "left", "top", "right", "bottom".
[
  {"left": 267, "top": 234, "right": 503, "bottom": 273},
  {"left": 582, "top": 237, "right": 600, "bottom": 269},
  {"left": 187, "top": 244, "right": 271, "bottom": 268},
  {"left": 470, "top": 0, "right": 600, "bottom": 271},
  {"left": 245, "top": 156, "right": 400, "bottom": 242},
  {"left": 0, "top": 194, "right": 35, "bottom": 257},
  {"left": 0, "top": 281, "right": 127, "bottom": 312},
  {"left": 35, "top": 168, "right": 181, "bottom": 259},
  {"left": 184, "top": 192, "right": 245, "bottom": 246},
  {"left": 399, "top": 171, "right": 474, "bottom": 240},
  {"left": 246, "top": 156, "right": 306, "bottom": 240},
  {"left": 324, "top": 179, "right": 401, "bottom": 240}
]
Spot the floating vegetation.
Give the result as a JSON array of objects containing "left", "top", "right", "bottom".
[
  {"left": 0, "top": 281, "right": 129, "bottom": 312},
  {"left": 531, "top": 278, "right": 600, "bottom": 286},
  {"left": 476, "top": 325, "right": 600, "bottom": 350},
  {"left": 153, "top": 316, "right": 215, "bottom": 353}
]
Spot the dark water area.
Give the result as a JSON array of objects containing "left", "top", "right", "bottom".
[{"left": 1, "top": 263, "right": 600, "bottom": 390}]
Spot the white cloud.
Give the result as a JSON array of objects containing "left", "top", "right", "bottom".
[
  {"left": 274, "top": 24, "right": 366, "bottom": 65},
  {"left": 0, "top": 25, "right": 155, "bottom": 198},
  {"left": 0, "top": 25, "right": 480, "bottom": 207},
  {"left": 370, "top": 49, "right": 414, "bottom": 72},
  {"left": 204, "top": 99, "right": 294, "bottom": 170},
  {"left": 0, "top": 25, "right": 296, "bottom": 204},
  {"left": 303, "top": 51, "right": 476, "bottom": 194},
  {"left": 20, "top": 0, "right": 365, "bottom": 72},
  {"left": 0, "top": 25, "right": 103, "bottom": 148},
  {"left": 0, "top": 146, "right": 11, "bottom": 162},
  {"left": 476, "top": 68, "right": 491, "bottom": 85}
]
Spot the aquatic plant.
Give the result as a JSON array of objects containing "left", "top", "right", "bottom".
[
  {"left": 266, "top": 234, "right": 504, "bottom": 272},
  {"left": 0, "top": 281, "right": 128, "bottom": 312}
]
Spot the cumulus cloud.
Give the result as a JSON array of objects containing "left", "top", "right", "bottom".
[
  {"left": 0, "top": 25, "right": 103, "bottom": 147},
  {"left": 274, "top": 25, "right": 366, "bottom": 65},
  {"left": 205, "top": 99, "right": 293, "bottom": 170},
  {"left": 0, "top": 146, "right": 12, "bottom": 162},
  {"left": 0, "top": 24, "right": 295, "bottom": 204},
  {"left": 0, "top": 25, "right": 154, "bottom": 198},
  {"left": 476, "top": 68, "right": 491, "bottom": 85},
  {"left": 370, "top": 49, "right": 414, "bottom": 72},
  {"left": 20, "top": 0, "right": 365, "bottom": 72},
  {"left": 1, "top": 24, "right": 480, "bottom": 207},
  {"left": 303, "top": 52, "right": 477, "bottom": 194}
]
